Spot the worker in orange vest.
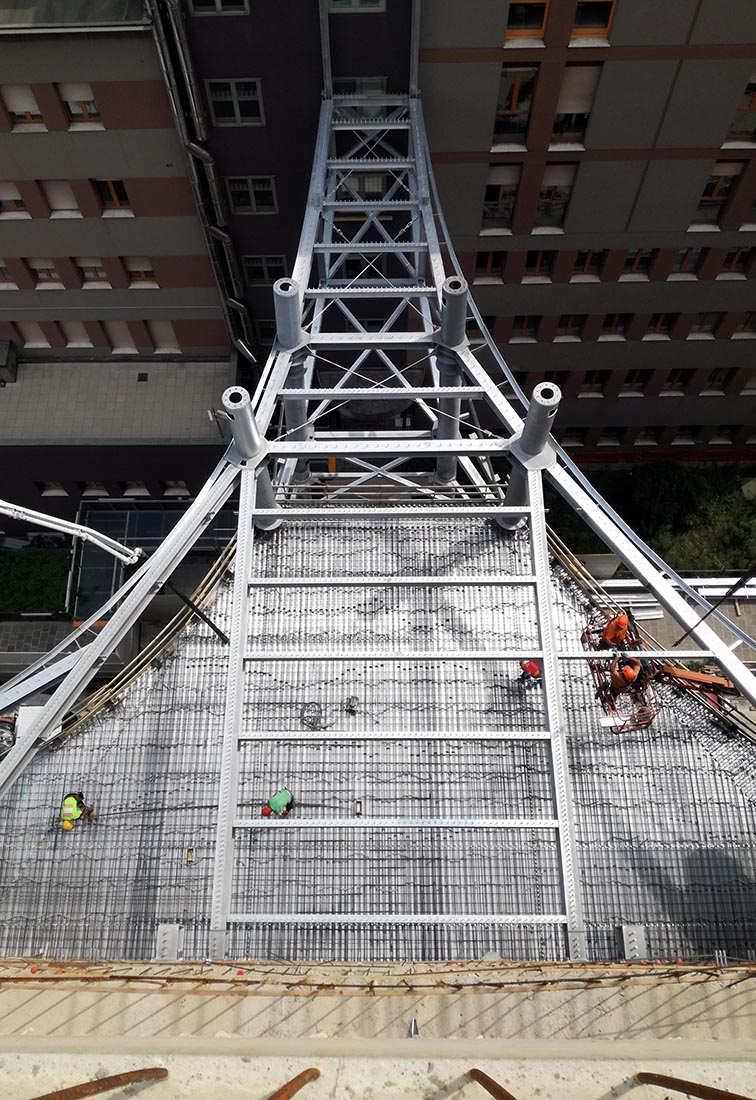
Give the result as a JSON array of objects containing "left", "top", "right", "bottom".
[
  {"left": 601, "top": 612, "right": 629, "bottom": 648},
  {"left": 519, "top": 658, "right": 542, "bottom": 683},
  {"left": 609, "top": 656, "right": 641, "bottom": 694}
]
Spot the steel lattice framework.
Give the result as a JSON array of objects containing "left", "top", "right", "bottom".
[{"left": 2, "top": 5, "right": 756, "bottom": 962}]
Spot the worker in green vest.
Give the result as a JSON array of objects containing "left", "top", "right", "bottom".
[
  {"left": 262, "top": 787, "right": 293, "bottom": 818},
  {"left": 60, "top": 791, "right": 95, "bottom": 832}
]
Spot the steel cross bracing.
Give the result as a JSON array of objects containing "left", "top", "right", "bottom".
[{"left": 3, "top": 90, "right": 756, "bottom": 965}]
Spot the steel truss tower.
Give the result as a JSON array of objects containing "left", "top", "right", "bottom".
[{"left": 2, "top": 3, "right": 756, "bottom": 962}]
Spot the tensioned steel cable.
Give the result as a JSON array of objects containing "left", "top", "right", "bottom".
[{"left": 420, "top": 126, "right": 756, "bottom": 655}]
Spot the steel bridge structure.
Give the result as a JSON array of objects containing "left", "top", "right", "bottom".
[{"left": 1, "top": 2, "right": 756, "bottom": 964}]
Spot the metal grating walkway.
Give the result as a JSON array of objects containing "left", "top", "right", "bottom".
[{"left": 1, "top": 518, "right": 756, "bottom": 963}]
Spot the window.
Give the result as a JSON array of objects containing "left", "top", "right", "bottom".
[
  {"left": 75, "top": 257, "right": 109, "bottom": 286},
  {"left": 335, "top": 171, "right": 388, "bottom": 202},
  {"left": 561, "top": 429, "right": 587, "bottom": 448},
  {"left": 243, "top": 255, "right": 287, "bottom": 285},
  {"left": 29, "top": 259, "right": 61, "bottom": 287},
  {"left": 163, "top": 480, "right": 190, "bottom": 498},
  {"left": 227, "top": 176, "right": 277, "bottom": 214},
  {"left": 535, "top": 165, "right": 575, "bottom": 228},
  {"left": 57, "top": 83, "right": 101, "bottom": 126},
  {"left": 524, "top": 250, "right": 554, "bottom": 278},
  {"left": 597, "top": 427, "right": 622, "bottom": 446},
  {"left": 543, "top": 370, "right": 568, "bottom": 390},
  {"left": 721, "top": 247, "right": 753, "bottom": 274},
  {"left": 189, "top": 0, "right": 249, "bottom": 11},
  {"left": 571, "top": 0, "right": 615, "bottom": 38},
  {"left": 475, "top": 250, "right": 505, "bottom": 280},
  {"left": 329, "top": 0, "right": 386, "bottom": 9},
  {"left": 662, "top": 368, "right": 693, "bottom": 394},
  {"left": 494, "top": 68, "right": 537, "bottom": 144},
  {"left": 735, "top": 311, "right": 756, "bottom": 335},
  {"left": 573, "top": 249, "right": 604, "bottom": 278},
  {"left": 671, "top": 426, "right": 701, "bottom": 446},
  {"left": 0, "top": 84, "right": 44, "bottom": 128},
  {"left": 601, "top": 312, "right": 630, "bottom": 337},
  {"left": 466, "top": 315, "right": 496, "bottom": 341},
  {"left": 79, "top": 481, "right": 107, "bottom": 497},
  {"left": 206, "top": 79, "right": 263, "bottom": 126},
  {"left": 622, "top": 248, "right": 654, "bottom": 277},
  {"left": 147, "top": 320, "right": 180, "bottom": 353},
  {"left": 0, "top": 182, "right": 28, "bottom": 218},
  {"left": 581, "top": 369, "right": 608, "bottom": 395},
  {"left": 103, "top": 320, "right": 137, "bottom": 354},
  {"left": 333, "top": 77, "right": 386, "bottom": 96},
  {"left": 483, "top": 166, "right": 520, "bottom": 230},
  {"left": 556, "top": 313, "right": 586, "bottom": 338},
  {"left": 704, "top": 368, "right": 734, "bottom": 393},
  {"left": 693, "top": 163, "right": 742, "bottom": 225},
  {"left": 506, "top": 2, "right": 549, "bottom": 40},
  {"left": 710, "top": 426, "right": 737, "bottom": 445},
  {"left": 636, "top": 429, "right": 660, "bottom": 447},
  {"left": 646, "top": 313, "right": 673, "bottom": 337},
  {"left": 621, "top": 369, "right": 647, "bottom": 394},
  {"left": 94, "top": 179, "right": 131, "bottom": 212},
  {"left": 61, "top": 321, "right": 93, "bottom": 349},
  {"left": 689, "top": 311, "right": 723, "bottom": 336},
  {"left": 0, "top": 260, "right": 16, "bottom": 288},
  {"left": 18, "top": 322, "right": 50, "bottom": 348},
  {"left": 123, "top": 481, "right": 150, "bottom": 498},
  {"left": 40, "top": 180, "right": 81, "bottom": 218},
  {"left": 125, "top": 257, "right": 157, "bottom": 286},
  {"left": 255, "top": 319, "right": 277, "bottom": 346},
  {"left": 552, "top": 66, "right": 600, "bottom": 144},
  {"left": 37, "top": 481, "right": 67, "bottom": 497},
  {"left": 728, "top": 71, "right": 756, "bottom": 142},
  {"left": 671, "top": 247, "right": 705, "bottom": 277},
  {"left": 511, "top": 315, "right": 539, "bottom": 340}
]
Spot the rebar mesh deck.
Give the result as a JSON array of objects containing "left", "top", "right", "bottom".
[{"left": 1, "top": 518, "right": 755, "bottom": 962}]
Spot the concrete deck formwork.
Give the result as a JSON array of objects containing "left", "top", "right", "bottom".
[{"left": 1, "top": 517, "right": 755, "bottom": 963}]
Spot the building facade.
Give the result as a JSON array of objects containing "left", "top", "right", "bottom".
[
  {"left": 2, "top": 0, "right": 756, "bottom": 528},
  {"left": 421, "top": 0, "right": 756, "bottom": 460},
  {"left": 0, "top": 1, "right": 231, "bottom": 519}
]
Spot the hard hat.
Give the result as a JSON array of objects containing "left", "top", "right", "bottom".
[
  {"left": 261, "top": 805, "right": 272, "bottom": 817},
  {"left": 616, "top": 613, "right": 628, "bottom": 626},
  {"left": 622, "top": 665, "right": 636, "bottom": 682},
  {"left": 61, "top": 819, "right": 74, "bottom": 831}
]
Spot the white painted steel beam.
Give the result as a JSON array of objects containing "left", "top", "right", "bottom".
[
  {"left": 237, "top": 729, "right": 551, "bottom": 742},
  {"left": 234, "top": 817, "right": 559, "bottom": 829},
  {"left": 228, "top": 913, "right": 567, "bottom": 926},
  {"left": 266, "top": 439, "right": 509, "bottom": 457},
  {"left": 247, "top": 575, "right": 537, "bottom": 587},
  {"left": 250, "top": 506, "right": 529, "bottom": 518},
  {"left": 278, "top": 386, "right": 484, "bottom": 399}
]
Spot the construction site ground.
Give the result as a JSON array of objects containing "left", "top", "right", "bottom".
[{"left": 2, "top": 961, "right": 756, "bottom": 1099}]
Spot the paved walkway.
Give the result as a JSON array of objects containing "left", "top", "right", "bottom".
[{"left": 2, "top": 963, "right": 756, "bottom": 1098}]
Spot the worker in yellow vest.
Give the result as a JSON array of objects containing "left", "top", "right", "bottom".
[{"left": 60, "top": 791, "right": 95, "bottom": 832}]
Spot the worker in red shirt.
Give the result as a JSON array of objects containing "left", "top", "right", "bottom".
[
  {"left": 601, "top": 612, "right": 629, "bottom": 648},
  {"left": 610, "top": 656, "right": 641, "bottom": 694},
  {"left": 519, "top": 658, "right": 542, "bottom": 683}
]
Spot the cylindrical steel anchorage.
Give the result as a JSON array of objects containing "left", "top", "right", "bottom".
[
  {"left": 221, "top": 386, "right": 281, "bottom": 530},
  {"left": 498, "top": 381, "right": 562, "bottom": 531},
  {"left": 273, "top": 278, "right": 304, "bottom": 350},
  {"left": 519, "top": 381, "right": 562, "bottom": 457},
  {"left": 221, "top": 386, "right": 264, "bottom": 459},
  {"left": 439, "top": 275, "right": 468, "bottom": 348},
  {"left": 436, "top": 276, "right": 468, "bottom": 482}
]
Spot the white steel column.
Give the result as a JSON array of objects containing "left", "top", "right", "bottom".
[
  {"left": 208, "top": 467, "right": 257, "bottom": 958},
  {"left": 529, "top": 468, "right": 586, "bottom": 959}
]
